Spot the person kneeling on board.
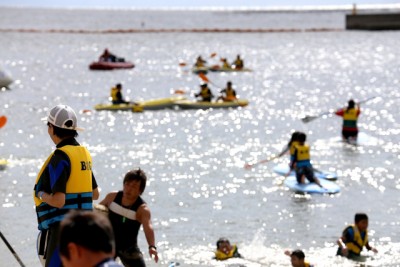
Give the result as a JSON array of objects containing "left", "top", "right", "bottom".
[{"left": 289, "top": 132, "right": 323, "bottom": 188}]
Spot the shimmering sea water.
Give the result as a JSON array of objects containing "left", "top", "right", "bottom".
[{"left": 1, "top": 6, "right": 400, "bottom": 267}]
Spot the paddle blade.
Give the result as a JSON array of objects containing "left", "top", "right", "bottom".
[
  {"left": 301, "top": 115, "right": 318, "bottom": 123},
  {"left": 179, "top": 62, "right": 187, "bottom": 67},
  {"left": 0, "top": 116, "right": 7, "bottom": 128},
  {"left": 244, "top": 163, "right": 253, "bottom": 170},
  {"left": 173, "top": 89, "right": 186, "bottom": 95},
  {"left": 198, "top": 73, "right": 209, "bottom": 83},
  {"left": 210, "top": 52, "right": 217, "bottom": 58}
]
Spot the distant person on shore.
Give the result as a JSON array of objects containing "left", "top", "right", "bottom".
[
  {"left": 194, "top": 56, "right": 207, "bottom": 68},
  {"left": 98, "top": 169, "right": 158, "bottom": 267},
  {"left": 336, "top": 213, "right": 378, "bottom": 259},
  {"left": 334, "top": 99, "right": 360, "bottom": 144},
  {"left": 284, "top": 250, "right": 314, "bottom": 267},
  {"left": 99, "top": 48, "right": 118, "bottom": 62},
  {"left": 232, "top": 54, "right": 244, "bottom": 70},
  {"left": 59, "top": 210, "right": 124, "bottom": 267},
  {"left": 217, "top": 81, "right": 237, "bottom": 102},
  {"left": 111, "top": 83, "right": 130, "bottom": 105},
  {"left": 33, "top": 104, "right": 99, "bottom": 267},
  {"left": 214, "top": 237, "right": 242, "bottom": 261},
  {"left": 289, "top": 132, "right": 323, "bottom": 187},
  {"left": 195, "top": 83, "right": 214, "bottom": 102}
]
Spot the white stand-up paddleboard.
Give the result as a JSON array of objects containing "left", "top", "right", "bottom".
[
  {"left": 284, "top": 175, "right": 340, "bottom": 194},
  {"left": 273, "top": 163, "right": 338, "bottom": 181}
]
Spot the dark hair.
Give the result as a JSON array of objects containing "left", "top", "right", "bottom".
[
  {"left": 59, "top": 210, "right": 115, "bottom": 259},
  {"left": 123, "top": 169, "right": 147, "bottom": 194},
  {"left": 348, "top": 99, "right": 355, "bottom": 109},
  {"left": 291, "top": 250, "right": 305, "bottom": 260},
  {"left": 289, "top": 131, "right": 301, "bottom": 145},
  {"left": 50, "top": 123, "right": 78, "bottom": 138},
  {"left": 116, "top": 83, "right": 122, "bottom": 89},
  {"left": 216, "top": 237, "right": 230, "bottom": 249},
  {"left": 355, "top": 213, "right": 368, "bottom": 223},
  {"left": 297, "top": 132, "right": 306, "bottom": 143}
]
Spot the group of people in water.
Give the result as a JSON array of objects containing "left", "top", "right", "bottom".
[{"left": 216, "top": 213, "right": 377, "bottom": 267}]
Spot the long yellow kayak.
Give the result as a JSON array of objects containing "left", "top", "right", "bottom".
[
  {"left": 0, "top": 158, "right": 7, "bottom": 170},
  {"left": 94, "top": 96, "right": 186, "bottom": 112},
  {"left": 174, "top": 99, "right": 249, "bottom": 110}
]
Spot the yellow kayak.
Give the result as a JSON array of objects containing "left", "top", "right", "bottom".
[
  {"left": 94, "top": 96, "right": 186, "bottom": 112},
  {"left": 0, "top": 158, "right": 7, "bottom": 170},
  {"left": 175, "top": 99, "right": 249, "bottom": 110}
]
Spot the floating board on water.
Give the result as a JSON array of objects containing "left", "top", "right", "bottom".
[
  {"left": 284, "top": 175, "right": 340, "bottom": 194},
  {"left": 273, "top": 163, "right": 338, "bottom": 180},
  {"left": 0, "top": 159, "right": 7, "bottom": 170},
  {"left": 94, "top": 96, "right": 186, "bottom": 111}
]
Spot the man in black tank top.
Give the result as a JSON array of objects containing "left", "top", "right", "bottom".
[{"left": 98, "top": 169, "right": 158, "bottom": 267}]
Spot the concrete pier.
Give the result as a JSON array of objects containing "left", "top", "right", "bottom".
[{"left": 346, "top": 13, "right": 400, "bottom": 30}]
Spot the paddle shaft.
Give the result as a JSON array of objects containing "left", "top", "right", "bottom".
[
  {"left": 0, "top": 231, "right": 26, "bottom": 267},
  {"left": 302, "top": 96, "right": 377, "bottom": 123}
]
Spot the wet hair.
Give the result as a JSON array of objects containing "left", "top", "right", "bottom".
[
  {"left": 297, "top": 132, "right": 306, "bottom": 143},
  {"left": 216, "top": 237, "right": 230, "bottom": 249},
  {"left": 123, "top": 169, "right": 147, "bottom": 194},
  {"left": 59, "top": 210, "right": 115, "bottom": 259},
  {"left": 348, "top": 99, "right": 355, "bottom": 109},
  {"left": 355, "top": 213, "right": 368, "bottom": 223},
  {"left": 49, "top": 122, "right": 78, "bottom": 138},
  {"left": 291, "top": 250, "right": 305, "bottom": 260}
]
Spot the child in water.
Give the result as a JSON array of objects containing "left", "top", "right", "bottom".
[
  {"left": 214, "top": 237, "right": 241, "bottom": 260},
  {"left": 337, "top": 213, "right": 378, "bottom": 259}
]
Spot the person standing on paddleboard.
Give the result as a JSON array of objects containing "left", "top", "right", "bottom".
[
  {"left": 289, "top": 132, "right": 323, "bottom": 188},
  {"left": 33, "top": 104, "right": 99, "bottom": 267},
  {"left": 99, "top": 169, "right": 158, "bottom": 267},
  {"left": 334, "top": 99, "right": 360, "bottom": 143}
]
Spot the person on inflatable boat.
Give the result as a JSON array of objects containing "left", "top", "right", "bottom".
[
  {"left": 336, "top": 213, "right": 378, "bottom": 259},
  {"left": 285, "top": 250, "right": 314, "bottom": 267},
  {"left": 214, "top": 237, "right": 242, "bottom": 260}
]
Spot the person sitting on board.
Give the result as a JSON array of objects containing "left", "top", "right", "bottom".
[
  {"left": 217, "top": 81, "right": 237, "bottom": 102},
  {"left": 194, "top": 83, "right": 214, "bottom": 102},
  {"left": 284, "top": 250, "right": 314, "bottom": 267},
  {"left": 194, "top": 56, "right": 207, "bottom": 68},
  {"left": 214, "top": 237, "right": 242, "bottom": 261},
  {"left": 110, "top": 83, "right": 130, "bottom": 105},
  {"left": 289, "top": 132, "right": 323, "bottom": 187},
  {"left": 278, "top": 131, "right": 302, "bottom": 158},
  {"left": 334, "top": 99, "right": 360, "bottom": 144},
  {"left": 232, "top": 54, "right": 244, "bottom": 70},
  {"left": 220, "top": 58, "right": 231, "bottom": 69},
  {"left": 99, "top": 48, "right": 118, "bottom": 62},
  {"left": 336, "top": 213, "right": 378, "bottom": 259}
]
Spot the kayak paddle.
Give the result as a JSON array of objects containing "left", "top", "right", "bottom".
[
  {"left": 0, "top": 116, "right": 7, "bottom": 128},
  {"left": 244, "top": 155, "right": 279, "bottom": 170}
]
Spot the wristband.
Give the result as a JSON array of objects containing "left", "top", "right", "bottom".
[
  {"left": 39, "top": 191, "right": 44, "bottom": 200},
  {"left": 149, "top": 245, "right": 157, "bottom": 250}
]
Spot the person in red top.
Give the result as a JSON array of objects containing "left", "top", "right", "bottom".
[{"left": 335, "top": 99, "right": 360, "bottom": 143}]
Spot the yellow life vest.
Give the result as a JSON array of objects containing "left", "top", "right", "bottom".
[
  {"left": 343, "top": 108, "right": 359, "bottom": 120},
  {"left": 215, "top": 244, "right": 239, "bottom": 260},
  {"left": 295, "top": 144, "right": 310, "bottom": 161},
  {"left": 223, "top": 88, "right": 236, "bottom": 101},
  {"left": 33, "top": 145, "right": 93, "bottom": 230},
  {"left": 289, "top": 141, "right": 299, "bottom": 155},
  {"left": 111, "top": 87, "right": 119, "bottom": 102},
  {"left": 233, "top": 59, "right": 243, "bottom": 68},
  {"left": 199, "top": 88, "right": 212, "bottom": 98},
  {"left": 344, "top": 224, "right": 368, "bottom": 255}
]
